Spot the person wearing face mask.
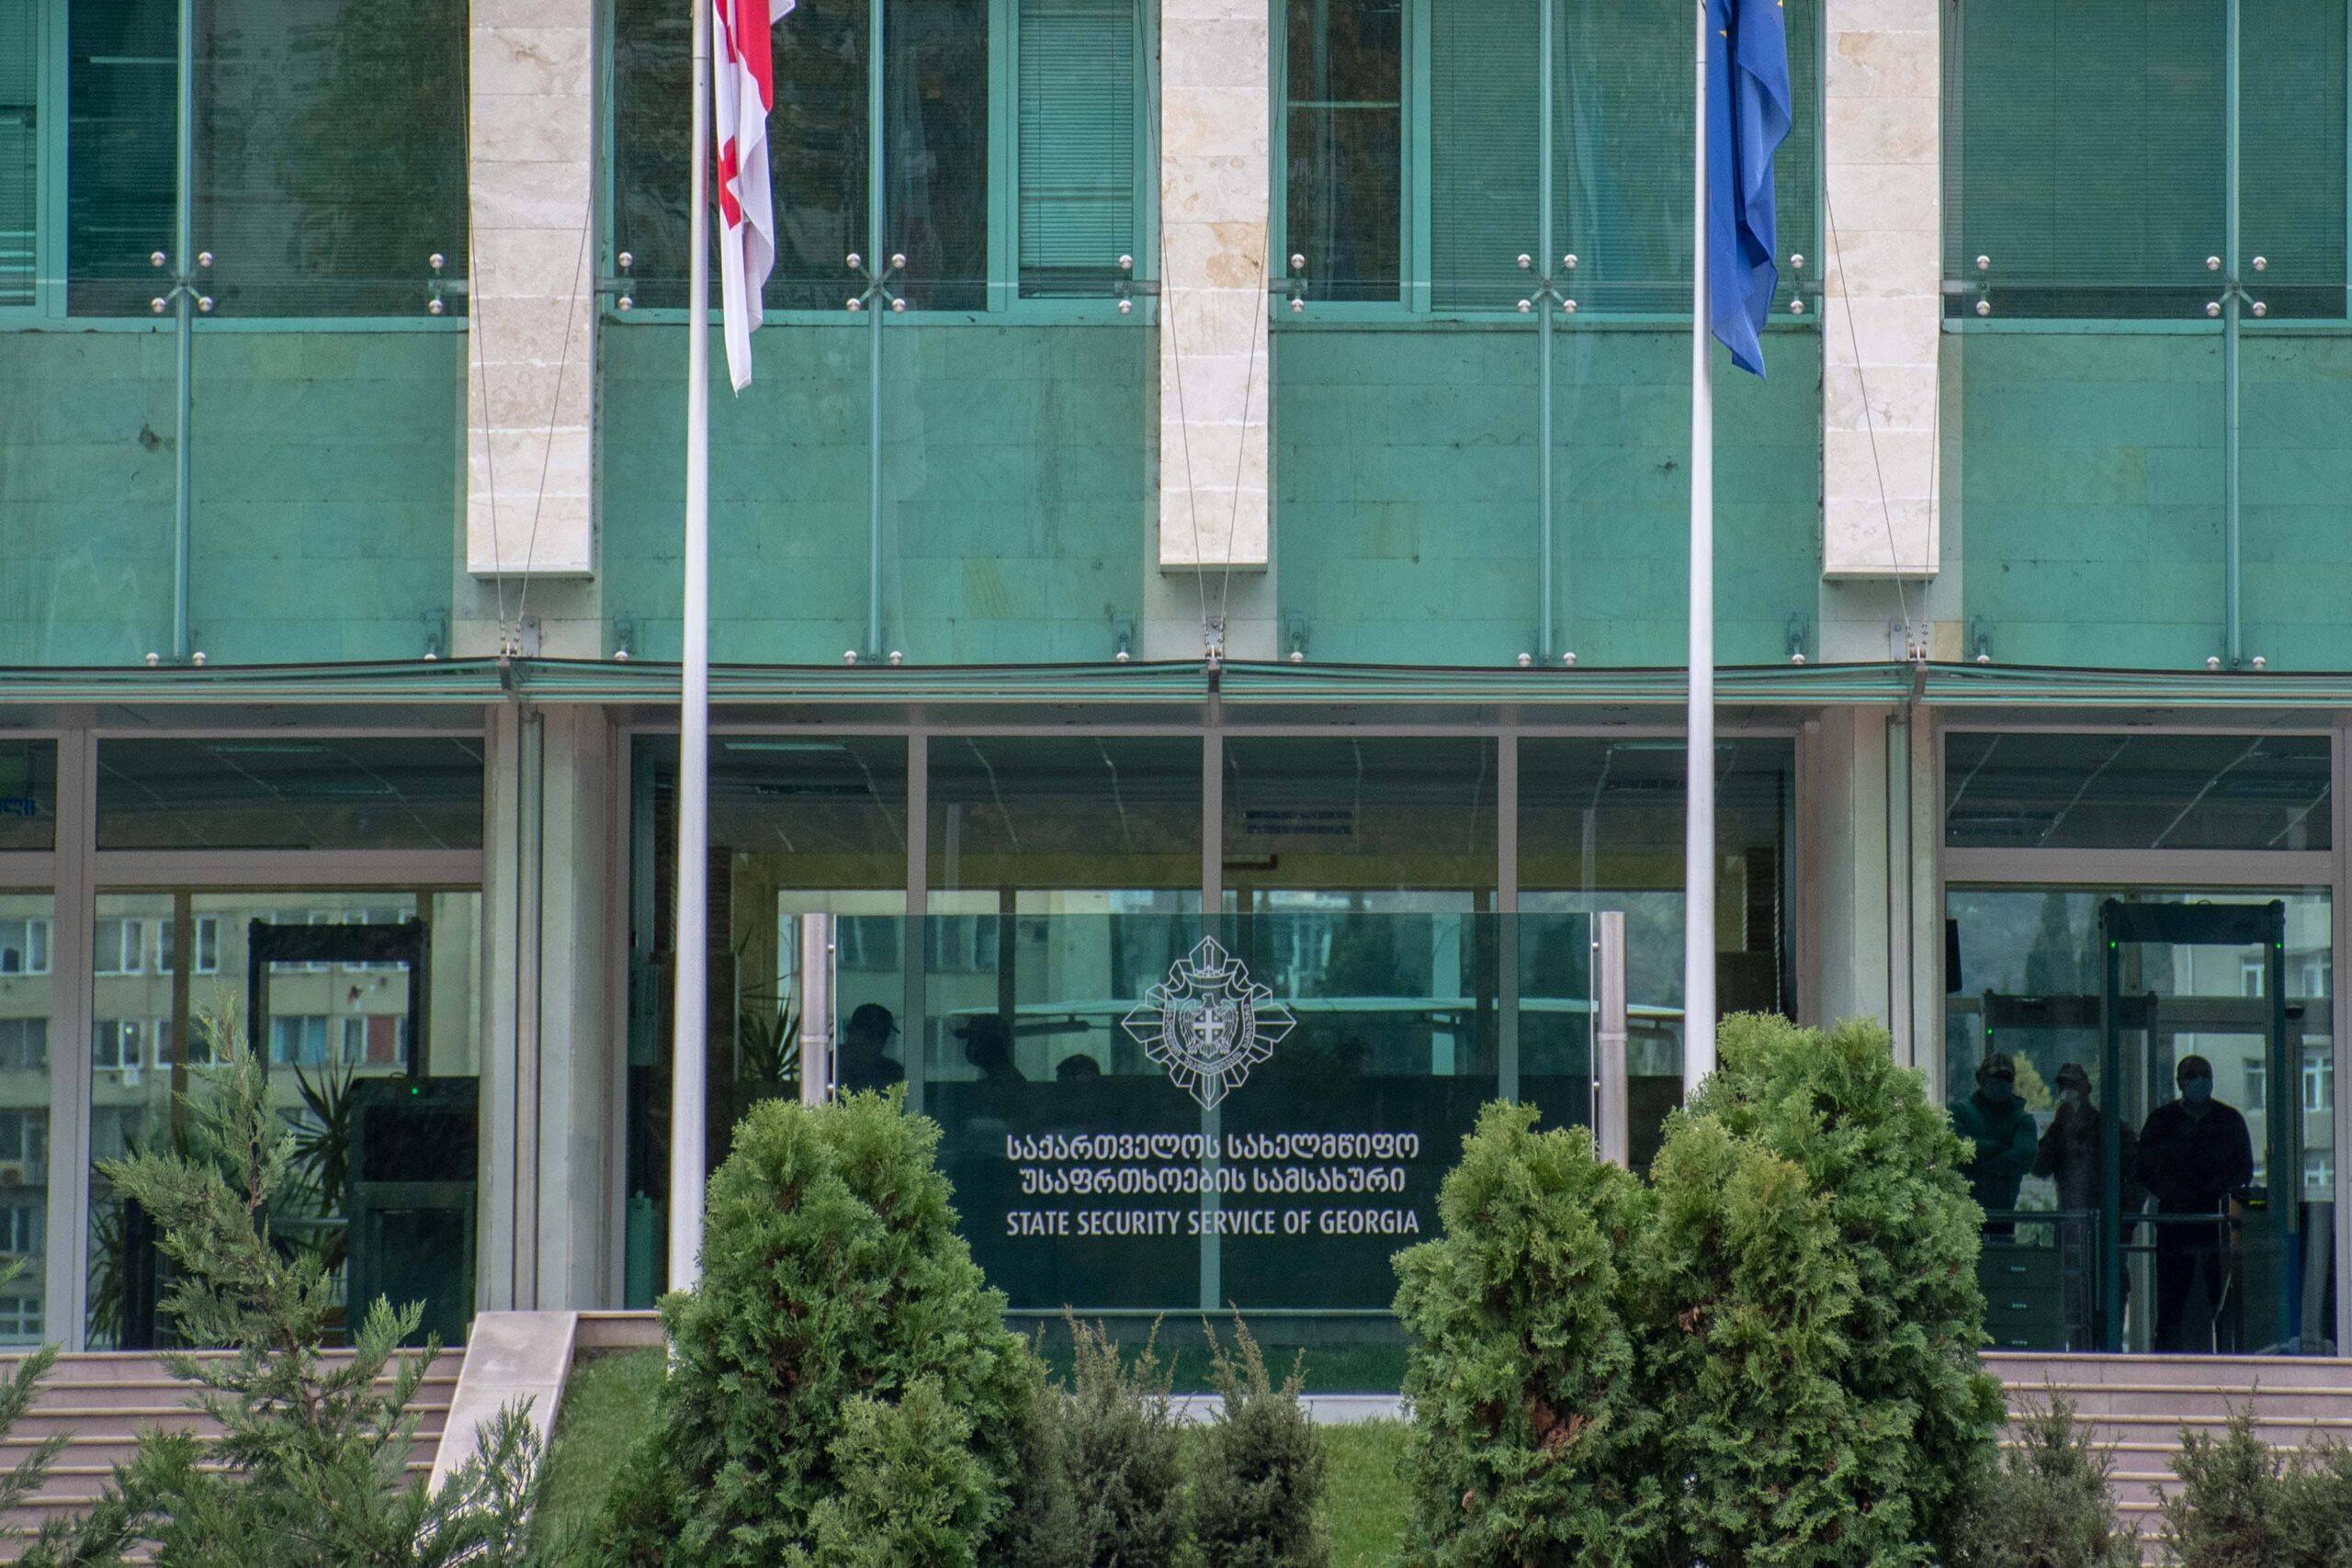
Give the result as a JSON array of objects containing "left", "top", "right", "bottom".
[
  {"left": 2134, "top": 1053, "right": 2255, "bottom": 1352},
  {"left": 2035, "top": 1062, "right": 2137, "bottom": 1347},
  {"left": 1951, "top": 1052, "right": 2040, "bottom": 1233}
]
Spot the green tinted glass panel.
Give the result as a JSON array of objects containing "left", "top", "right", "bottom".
[
  {"left": 1017, "top": 0, "right": 1136, "bottom": 296},
  {"left": 1429, "top": 0, "right": 1818, "bottom": 312},
  {"left": 1284, "top": 0, "right": 1402, "bottom": 302},
  {"left": 928, "top": 736, "right": 1199, "bottom": 895},
  {"left": 1428, "top": 0, "right": 1535, "bottom": 307},
  {"left": 1946, "top": 0, "right": 2225, "bottom": 316},
  {"left": 612, "top": 0, "right": 871, "bottom": 310},
  {"left": 96, "top": 737, "right": 485, "bottom": 851},
  {"left": 67, "top": 0, "right": 175, "bottom": 315},
  {"left": 887, "top": 0, "right": 989, "bottom": 308},
  {"left": 1944, "top": 732, "right": 2331, "bottom": 851},
  {"left": 2241, "top": 0, "right": 2347, "bottom": 318},
  {"left": 194, "top": 0, "right": 467, "bottom": 316},
  {"left": 1224, "top": 736, "right": 1498, "bottom": 901},
  {"left": 0, "top": 0, "right": 34, "bottom": 308},
  {"left": 0, "top": 740, "right": 55, "bottom": 852}
]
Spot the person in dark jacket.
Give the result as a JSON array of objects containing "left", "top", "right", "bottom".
[
  {"left": 837, "top": 1002, "right": 905, "bottom": 1093},
  {"left": 2035, "top": 1061, "right": 2137, "bottom": 1347},
  {"left": 2134, "top": 1053, "right": 2255, "bottom": 1353},
  {"left": 1951, "top": 1052, "right": 2040, "bottom": 1232}
]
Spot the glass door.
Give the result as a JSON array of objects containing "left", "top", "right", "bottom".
[{"left": 2102, "top": 899, "right": 2303, "bottom": 1354}]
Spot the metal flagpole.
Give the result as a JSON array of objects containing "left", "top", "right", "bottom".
[
  {"left": 1683, "top": 0, "right": 1717, "bottom": 1098},
  {"left": 670, "top": 0, "right": 715, "bottom": 1292}
]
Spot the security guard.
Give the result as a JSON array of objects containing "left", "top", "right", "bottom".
[
  {"left": 2134, "top": 1054, "right": 2255, "bottom": 1353},
  {"left": 1952, "top": 1051, "right": 2040, "bottom": 1230}
]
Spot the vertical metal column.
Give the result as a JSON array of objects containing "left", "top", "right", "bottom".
[
  {"left": 798, "top": 914, "right": 836, "bottom": 1103},
  {"left": 1591, "top": 910, "right": 1629, "bottom": 1168},
  {"left": 902, "top": 733, "right": 928, "bottom": 1115},
  {"left": 866, "top": 0, "right": 888, "bottom": 658},
  {"left": 2222, "top": 0, "right": 2243, "bottom": 667},
  {"left": 171, "top": 0, "right": 195, "bottom": 662},
  {"left": 1536, "top": 0, "right": 1556, "bottom": 659}
]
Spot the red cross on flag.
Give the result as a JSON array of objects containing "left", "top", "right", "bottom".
[{"left": 715, "top": 0, "right": 794, "bottom": 392}]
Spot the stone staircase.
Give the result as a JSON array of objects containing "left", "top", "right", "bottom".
[
  {"left": 0, "top": 1348, "right": 458, "bottom": 1557},
  {"left": 1989, "top": 1351, "right": 2352, "bottom": 1538}
]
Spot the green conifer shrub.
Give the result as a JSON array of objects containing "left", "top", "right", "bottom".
[
  {"left": 601, "top": 1090, "right": 1041, "bottom": 1568},
  {"left": 89, "top": 1036, "right": 561, "bottom": 1568},
  {"left": 1689, "top": 1013, "right": 2007, "bottom": 1557},
  {"left": 1948, "top": 1395, "right": 2139, "bottom": 1568},
  {"left": 1189, "top": 1317, "right": 1330, "bottom": 1568},
  {"left": 1391, "top": 1100, "right": 1663, "bottom": 1568},
  {"left": 798, "top": 1378, "right": 1000, "bottom": 1568},
  {"left": 1636, "top": 1115, "right": 1874, "bottom": 1566},
  {"left": 1000, "top": 1317, "right": 1189, "bottom": 1568},
  {"left": 2160, "top": 1406, "right": 2285, "bottom": 1566},
  {"left": 2274, "top": 1438, "right": 2352, "bottom": 1567}
]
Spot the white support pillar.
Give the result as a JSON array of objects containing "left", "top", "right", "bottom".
[
  {"left": 1808, "top": 705, "right": 1896, "bottom": 1036},
  {"left": 1158, "top": 0, "right": 1271, "bottom": 572},
  {"left": 479, "top": 703, "right": 619, "bottom": 1312},
  {"left": 1821, "top": 0, "right": 1941, "bottom": 580},
  {"left": 467, "top": 4, "right": 598, "bottom": 584}
]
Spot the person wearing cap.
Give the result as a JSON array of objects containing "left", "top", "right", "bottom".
[
  {"left": 2035, "top": 1061, "right": 2137, "bottom": 1347},
  {"left": 2135, "top": 1053, "right": 2254, "bottom": 1351},
  {"left": 1951, "top": 1051, "right": 2041, "bottom": 1231},
  {"left": 837, "top": 1001, "right": 904, "bottom": 1093}
]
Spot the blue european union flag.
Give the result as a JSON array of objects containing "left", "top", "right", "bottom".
[{"left": 1707, "top": 0, "right": 1793, "bottom": 377}]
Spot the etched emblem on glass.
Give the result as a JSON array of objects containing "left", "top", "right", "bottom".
[{"left": 1122, "top": 937, "right": 1295, "bottom": 1109}]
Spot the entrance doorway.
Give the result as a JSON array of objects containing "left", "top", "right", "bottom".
[{"left": 1947, "top": 887, "right": 2336, "bottom": 1355}]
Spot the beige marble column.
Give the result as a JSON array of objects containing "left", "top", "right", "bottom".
[
  {"left": 1821, "top": 0, "right": 1939, "bottom": 579},
  {"left": 1158, "top": 0, "right": 1271, "bottom": 570},
  {"left": 466, "top": 2, "right": 596, "bottom": 581}
]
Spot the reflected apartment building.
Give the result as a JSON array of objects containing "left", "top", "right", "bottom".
[{"left": 0, "top": 0, "right": 2348, "bottom": 1371}]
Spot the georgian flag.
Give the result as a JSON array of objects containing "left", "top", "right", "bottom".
[{"left": 715, "top": 0, "right": 794, "bottom": 391}]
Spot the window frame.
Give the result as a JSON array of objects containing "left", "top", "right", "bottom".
[
  {"left": 1270, "top": 0, "right": 1826, "bottom": 326},
  {"left": 598, "top": 0, "right": 1160, "bottom": 328},
  {"left": 0, "top": 0, "right": 469, "bottom": 333},
  {"left": 1939, "top": 0, "right": 2352, "bottom": 336}
]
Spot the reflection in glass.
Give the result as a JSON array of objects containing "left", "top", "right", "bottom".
[
  {"left": 613, "top": 0, "right": 872, "bottom": 310},
  {"left": 85, "top": 889, "right": 482, "bottom": 1348},
  {"left": 1519, "top": 737, "right": 1795, "bottom": 1159},
  {"left": 66, "top": 0, "right": 176, "bottom": 316},
  {"left": 195, "top": 0, "right": 469, "bottom": 317},
  {"left": 1946, "top": 886, "right": 2335, "bottom": 1354},
  {"left": 887, "top": 0, "right": 989, "bottom": 307},
  {"left": 0, "top": 894, "right": 51, "bottom": 1345},
  {"left": 1944, "top": 732, "right": 2330, "bottom": 852},
  {"left": 0, "top": 741, "right": 56, "bottom": 852},
  {"left": 1945, "top": 0, "right": 2226, "bottom": 317},
  {"left": 1284, "top": 0, "right": 1402, "bottom": 301},
  {"left": 626, "top": 735, "right": 910, "bottom": 1303},
  {"left": 96, "top": 736, "right": 486, "bottom": 852}
]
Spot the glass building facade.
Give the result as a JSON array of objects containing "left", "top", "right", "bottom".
[{"left": 0, "top": 0, "right": 2349, "bottom": 1377}]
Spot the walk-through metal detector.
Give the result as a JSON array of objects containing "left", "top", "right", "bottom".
[
  {"left": 247, "top": 918, "right": 476, "bottom": 1345},
  {"left": 2100, "top": 900, "right": 2294, "bottom": 1353}
]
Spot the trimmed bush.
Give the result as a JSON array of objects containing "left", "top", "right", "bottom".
[
  {"left": 1393, "top": 1100, "right": 1663, "bottom": 1567},
  {"left": 1949, "top": 1395, "right": 2138, "bottom": 1568},
  {"left": 1191, "top": 1318, "right": 1330, "bottom": 1568},
  {"left": 1689, "top": 1014, "right": 2007, "bottom": 1558},
  {"left": 603, "top": 1090, "right": 1041, "bottom": 1567},
  {"left": 800, "top": 1377, "right": 1000, "bottom": 1568},
  {"left": 1001, "top": 1318, "right": 1189, "bottom": 1568},
  {"left": 1394, "top": 1017, "right": 2004, "bottom": 1567},
  {"left": 1638, "top": 1116, "right": 1872, "bottom": 1566}
]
